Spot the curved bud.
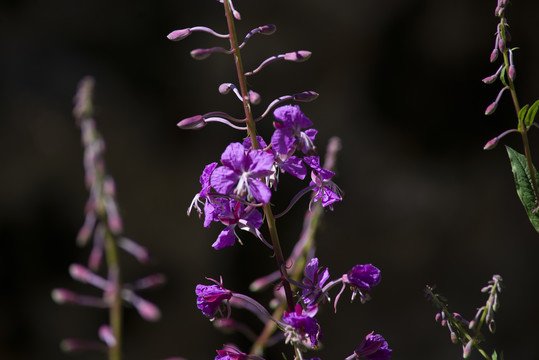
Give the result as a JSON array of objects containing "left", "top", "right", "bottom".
[
  {"left": 483, "top": 137, "right": 499, "bottom": 150},
  {"left": 284, "top": 50, "right": 312, "bottom": 62},
  {"left": 485, "top": 102, "right": 498, "bottom": 116},
  {"left": 177, "top": 115, "right": 206, "bottom": 130},
  {"left": 98, "top": 325, "right": 117, "bottom": 347},
  {"left": 260, "top": 24, "right": 277, "bottom": 35},
  {"left": 293, "top": 91, "right": 319, "bottom": 102},
  {"left": 508, "top": 65, "right": 516, "bottom": 81},
  {"left": 490, "top": 48, "right": 498, "bottom": 63},
  {"left": 219, "top": 83, "right": 234, "bottom": 94},
  {"left": 190, "top": 48, "right": 212, "bottom": 60},
  {"left": 167, "top": 29, "right": 191, "bottom": 41}
]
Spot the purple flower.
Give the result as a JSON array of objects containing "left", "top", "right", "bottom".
[
  {"left": 203, "top": 198, "right": 264, "bottom": 250},
  {"left": 215, "top": 344, "right": 249, "bottom": 360},
  {"left": 352, "top": 332, "right": 392, "bottom": 360},
  {"left": 304, "top": 155, "right": 342, "bottom": 208},
  {"left": 276, "top": 155, "right": 307, "bottom": 180},
  {"left": 282, "top": 304, "right": 322, "bottom": 348},
  {"left": 271, "top": 105, "right": 317, "bottom": 156},
  {"left": 346, "top": 264, "right": 381, "bottom": 291},
  {"left": 196, "top": 281, "right": 232, "bottom": 318},
  {"left": 302, "top": 258, "right": 330, "bottom": 305},
  {"left": 200, "top": 162, "right": 218, "bottom": 198},
  {"left": 211, "top": 142, "right": 274, "bottom": 203}
]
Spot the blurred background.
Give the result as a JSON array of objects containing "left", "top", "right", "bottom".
[{"left": 2, "top": 0, "right": 539, "bottom": 359}]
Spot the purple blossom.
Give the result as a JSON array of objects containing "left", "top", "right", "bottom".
[
  {"left": 276, "top": 155, "right": 307, "bottom": 180},
  {"left": 196, "top": 281, "right": 232, "bottom": 318},
  {"left": 302, "top": 258, "right": 330, "bottom": 305},
  {"left": 203, "top": 198, "right": 264, "bottom": 250},
  {"left": 271, "top": 105, "right": 317, "bottom": 156},
  {"left": 282, "top": 304, "right": 322, "bottom": 348},
  {"left": 346, "top": 264, "right": 381, "bottom": 291},
  {"left": 304, "top": 155, "right": 342, "bottom": 208},
  {"left": 351, "top": 332, "right": 392, "bottom": 360},
  {"left": 215, "top": 344, "right": 249, "bottom": 360},
  {"left": 211, "top": 142, "right": 274, "bottom": 203},
  {"left": 200, "top": 162, "right": 218, "bottom": 198}
]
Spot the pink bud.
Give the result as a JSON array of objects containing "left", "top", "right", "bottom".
[
  {"left": 177, "top": 115, "right": 206, "bottom": 130},
  {"left": 508, "top": 65, "right": 516, "bottom": 81},
  {"left": 69, "top": 263, "right": 91, "bottom": 282},
  {"left": 463, "top": 340, "right": 473, "bottom": 358},
  {"left": 490, "top": 48, "right": 498, "bottom": 63},
  {"left": 136, "top": 298, "right": 162, "bottom": 322},
  {"left": 190, "top": 48, "right": 212, "bottom": 60},
  {"left": 485, "top": 102, "right": 497, "bottom": 115},
  {"left": 51, "top": 288, "right": 77, "bottom": 304},
  {"left": 167, "top": 29, "right": 191, "bottom": 41},
  {"left": 98, "top": 325, "right": 117, "bottom": 347},
  {"left": 260, "top": 24, "right": 277, "bottom": 35},
  {"left": 284, "top": 50, "right": 311, "bottom": 62},
  {"left": 483, "top": 137, "right": 499, "bottom": 150},
  {"left": 482, "top": 74, "right": 497, "bottom": 84},
  {"left": 249, "top": 90, "right": 261, "bottom": 105}
]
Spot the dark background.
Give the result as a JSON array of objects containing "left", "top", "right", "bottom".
[{"left": 2, "top": 0, "right": 539, "bottom": 359}]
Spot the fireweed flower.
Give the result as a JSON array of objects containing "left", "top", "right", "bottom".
[
  {"left": 271, "top": 105, "right": 317, "bottom": 156},
  {"left": 282, "top": 304, "right": 322, "bottom": 349},
  {"left": 211, "top": 142, "right": 274, "bottom": 203},
  {"left": 345, "top": 332, "right": 392, "bottom": 360},
  {"left": 304, "top": 155, "right": 343, "bottom": 208},
  {"left": 196, "top": 280, "right": 232, "bottom": 319},
  {"left": 302, "top": 257, "right": 330, "bottom": 305},
  {"left": 188, "top": 162, "right": 218, "bottom": 217},
  {"left": 215, "top": 344, "right": 266, "bottom": 360},
  {"left": 345, "top": 264, "right": 381, "bottom": 303},
  {"left": 203, "top": 198, "right": 266, "bottom": 250}
]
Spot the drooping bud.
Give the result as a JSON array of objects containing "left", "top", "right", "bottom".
[
  {"left": 259, "top": 24, "right": 276, "bottom": 35},
  {"left": 284, "top": 50, "right": 312, "bottom": 62},
  {"left": 450, "top": 332, "right": 458, "bottom": 344},
  {"left": 167, "top": 29, "right": 191, "bottom": 41},
  {"left": 483, "top": 137, "right": 499, "bottom": 150},
  {"left": 293, "top": 91, "right": 319, "bottom": 102},
  {"left": 117, "top": 237, "right": 150, "bottom": 263},
  {"left": 485, "top": 86, "right": 509, "bottom": 115},
  {"left": 190, "top": 48, "right": 212, "bottom": 60},
  {"left": 508, "top": 65, "right": 516, "bottom": 81},
  {"left": 463, "top": 340, "right": 473, "bottom": 359},
  {"left": 177, "top": 115, "right": 206, "bottom": 130},
  {"left": 490, "top": 48, "right": 499, "bottom": 63}
]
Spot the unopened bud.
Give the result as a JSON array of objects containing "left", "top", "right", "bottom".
[
  {"left": 488, "top": 319, "right": 496, "bottom": 333},
  {"left": 490, "top": 48, "right": 499, "bottom": 63},
  {"left": 483, "top": 137, "right": 499, "bottom": 150},
  {"left": 284, "top": 50, "right": 312, "bottom": 62},
  {"left": 177, "top": 115, "right": 206, "bottom": 130},
  {"left": 463, "top": 340, "right": 473, "bottom": 358},
  {"left": 485, "top": 101, "right": 498, "bottom": 115},
  {"left": 219, "top": 83, "right": 234, "bottom": 94},
  {"left": 260, "top": 24, "right": 277, "bottom": 35},
  {"left": 293, "top": 91, "right": 319, "bottom": 102},
  {"left": 508, "top": 65, "right": 516, "bottom": 81},
  {"left": 51, "top": 288, "right": 77, "bottom": 304},
  {"left": 435, "top": 312, "right": 441, "bottom": 322},
  {"left": 450, "top": 332, "right": 458, "bottom": 344},
  {"left": 249, "top": 90, "right": 261, "bottom": 105},
  {"left": 190, "top": 48, "right": 212, "bottom": 60},
  {"left": 69, "top": 263, "right": 91, "bottom": 283},
  {"left": 498, "top": 38, "right": 506, "bottom": 52},
  {"left": 98, "top": 325, "right": 117, "bottom": 347},
  {"left": 167, "top": 29, "right": 191, "bottom": 41},
  {"left": 135, "top": 298, "right": 161, "bottom": 322}
]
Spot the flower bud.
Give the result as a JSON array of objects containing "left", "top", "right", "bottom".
[
  {"left": 463, "top": 340, "right": 473, "bottom": 358},
  {"left": 490, "top": 48, "right": 498, "bottom": 63},
  {"left": 260, "top": 24, "right": 277, "bottom": 35},
  {"left": 450, "top": 332, "right": 458, "bottom": 344},
  {"left": 483, "top": 137, "right": 499, "bottom": 150},
  {"left": 167, "top": 29, "right": 191, "bottom": 41},
  {"left": 98, "top": 325, "right": 117, "bottom": 347},
  {"left": 293, "top": 91, "right": 319, "bottom": 102},
  {"left": 190, "top": 48, "right": 212, "bottom": 60},
  {"left": 135, "top": 298, "right": 162, "bottom": 322},
  {"left": 177, "top": 115, "right": 206, "bottom": 130},
  {"left": 485, "top": 102, "right": 497, "bottom": 115},
  {"left": 249, "top": 90, "right": 261, "bottom": 105},
  {"left": 284, "top": 50, "right": 312, "bottom": 62}
]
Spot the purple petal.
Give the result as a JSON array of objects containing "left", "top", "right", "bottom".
[
  {"left": 220, "top": 142, "right": 246, "bottom": 170},
  {"left": 271, "top": 128, "right": 295, "bottom": 156},
  {"left": 273, "top": 105, "right": 313, "bottom": 129},
  {"left": 320, "top": 186, "right": 341, "bottom": 207},
  {"left": 243, "top": 136, "right": 268, "bottom": 150},
  {"left": 243, "top": 208, "right": 263, "bottom": 229},
  {"left": 246, "top": 150, "right": 275, "bottom": 176},
  {"left": 210, "top": 166, "right": 239, "bottom": 195},
  {"left": 304, "top": 258, "right": 320, "bottom": 282},
  {"left": 304, "top": 155, "right": 321, "bottom": 170},
  {"left": 212, "top": 226, "right": 236, "bottom": 249},
  {"left": 280, "top": 156, "right": 307, "bottom": 179},
  {"left": 247, "top": 178, "right": 272, "bottom": 203},
  {"left": 199, "top": 162, "right": 218, "bottom": 198}
]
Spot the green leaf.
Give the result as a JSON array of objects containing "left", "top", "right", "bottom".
[
  {"left": 518, "top": 104, "right": 529, "bottom": 122},
  {"left": 525, "top": 100, "right": 539, "bottom": 127},
  {"left": 500, "top": 66, "right": 508, "bottom": 87},
  {"left": 492, "top": 350, "right": 498, "bottom": 360},
  {"left": 506, "top": 146, "right": 539, "bottom": 233}
]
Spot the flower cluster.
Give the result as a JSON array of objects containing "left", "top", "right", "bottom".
[{"left": 169, "top": 1, "right": 389, "bottom": 358}]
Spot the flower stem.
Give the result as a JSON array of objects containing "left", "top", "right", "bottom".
[
  {"left": 223, "top": 0, "right": 295, "bottom": 312},
  {"left": 104, "top": 229, "right": 122, "bottom": 360}
]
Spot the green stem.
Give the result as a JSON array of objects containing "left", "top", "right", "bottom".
[
  {"left": 223, "top": 0, "right": 294, "bottom": 312},
  {"left": 500, "top": 18, "right": 539, "bottom": 205},
  {"left": 104, "top": 229, "right": 122, "bottom": 360}
]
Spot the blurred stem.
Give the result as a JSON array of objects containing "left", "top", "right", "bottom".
[
  {"left": 223, "top": 0, "right": 294, "bottom": 312},
  {"left": 249, "top": 137, "right": 341, "bottom": 356},
  {"left": 103, "top": 229, "right": 122, "bottom": 360}
]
